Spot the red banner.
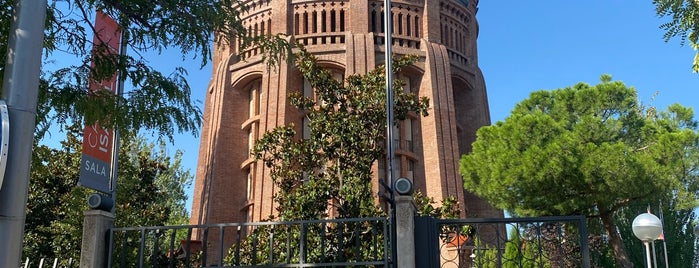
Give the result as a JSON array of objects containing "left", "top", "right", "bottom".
[{"left": 79, "top": 11, "right": 121, "bottom": 193}]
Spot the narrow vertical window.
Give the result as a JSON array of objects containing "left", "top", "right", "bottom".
[
  {"left": 303, "top": 78, "right": 313, "bottom": 100},
  {"left": 405, "top": 119, "right": 413, "bottom": 152},
  {"left": 246, "top": 168, "right": 253, "bottom": 200},
  {"left": 322, "top": 10, "right": 327, "bottom": 32},
  {"left": 340, "top": 10, "right": 345, "bottom": 31},
  {"left": 414, "top": 17, "right": 420, "bottom": 37},
  {"left": 371, "top": 10, "right": 376, "bottom": 32},
  {"left": 248, "top": 128, "right": 254, "bottom": 155},
  {"left": 302, "top": 116, "right": 311, "bottom": 140},
  {"left": 330, "top": 10, "right": 337, "bottom": 32}
]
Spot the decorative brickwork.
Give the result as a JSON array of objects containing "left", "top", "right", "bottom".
[{"left": 191, "top": 0, "right": 501, "bottom": 229}]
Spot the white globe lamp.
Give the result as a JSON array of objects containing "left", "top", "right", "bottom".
[{"left": 632, "top": 213, "right": 662, "bottom": 268}]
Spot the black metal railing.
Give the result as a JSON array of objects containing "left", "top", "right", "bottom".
[
  {"left": 415, "top": 215, "right": 591, "bottom": 268},
  {"left": 108, "top": 217, "right": 390, "bottom": 268}
]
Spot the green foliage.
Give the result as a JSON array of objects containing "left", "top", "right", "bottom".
[
  {"left": 654, "top": 0, "right": 699, "bottom": 71},
  {"left": 254, "top": 46, "right": 429, "bottom": 221},
  {"left": 1, "top": 0, "right": 291, "bottom": 141},
  {"left": 22, "top": 125, "right": 193, "bottom": 262},
  {"left": 460, "top": 75, "right": 699, "bottom": 267},
  {"left": 223, "top": 220, "right": 388, "bottom": 266},
  {"left": 501, "top": 228, "right": 549, "bottom": 268},
  {"left": 414, "top": 190, "right": 461, "bottom": 219}
]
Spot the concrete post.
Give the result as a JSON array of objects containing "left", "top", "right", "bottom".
[
  {"left": 80, "top": 209, "right": 115, "bottom": 268},
  {"left": 395, "top": 195, "right": 416, "bottom": 268}
]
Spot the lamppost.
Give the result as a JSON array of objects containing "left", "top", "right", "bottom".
[{"left": 633, "top": 213, "right": 663, "bottom": 268}]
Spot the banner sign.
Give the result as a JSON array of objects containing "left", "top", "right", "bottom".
[{"left": 78, "top": 11, "right": 121, "bottom": 193}]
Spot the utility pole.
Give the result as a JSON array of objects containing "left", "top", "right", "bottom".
[{"left": 0, "top": 0, "right": 48, "bottom": 267}]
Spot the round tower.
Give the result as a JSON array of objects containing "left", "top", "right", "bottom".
[{"left": 190, "top": 0, "right": 500, "bottom": 228}]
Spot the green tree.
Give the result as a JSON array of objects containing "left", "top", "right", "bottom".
[
  {"left": 22, "top": 126, "right": 193, "bottom": 263},
  {"left": 654, "top": 0, "right": 699, "bottom": 72},
  {"left": 1, "top": 0, "right": 289, "bottom": 140},
  {"left": 459, "top": 75, "right": 699, "bottom": 267},
  {"left": 254, "top": 47, "right": 429, "bottom": 220}
]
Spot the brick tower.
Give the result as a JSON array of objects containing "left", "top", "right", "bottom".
[{"left": 190, "top": 0, "right": 501, "bottom": 226}]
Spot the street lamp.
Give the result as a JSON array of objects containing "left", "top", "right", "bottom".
[{"left": 633, "top": 213, "right": 663, "bottom": 268}]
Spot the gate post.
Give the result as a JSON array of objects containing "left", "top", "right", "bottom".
[
  {"left": 80, "top": 209, "right": 114, "bottom": 268},
  {"left": 414, "top": 216, "right": 439, "bottom": 267},
  {"left": 395, "top": 195, "right": 416, "bottom": 268}
]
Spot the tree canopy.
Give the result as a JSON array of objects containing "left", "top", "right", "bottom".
[
  {"left": 654, "top": 0, "right": 699, "bottom": 71},
  {"left": 459, "top": 75, "right": 699, "bottom": 267},
  {"left": 1, "top": 0, "right": 289, "bottom": 141}
]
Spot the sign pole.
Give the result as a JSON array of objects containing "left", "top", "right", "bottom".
[
  {"left": 110, "top": 30, "right": 127, "bottom": 214},
  {"left": 383, "top": 0, "right": 396, "bottom": 266},
  {"left": 0, "top": 0, "right": 47, "bottom": 267}
]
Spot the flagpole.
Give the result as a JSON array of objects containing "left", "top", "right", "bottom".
[{"left": 383, "top": 0, "right": 396, "bottom": 266}]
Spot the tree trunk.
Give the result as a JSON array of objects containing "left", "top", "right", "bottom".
[{"left": 601, "top": 212, "right": 634, "bottom": 268}]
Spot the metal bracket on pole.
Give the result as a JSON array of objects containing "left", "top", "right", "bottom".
[{"left": 0, "top": 100, "right": 9, "bottom": 191}]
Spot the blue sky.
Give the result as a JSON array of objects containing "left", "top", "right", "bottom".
[
  {"left": 477, "top": 1, "right": 698, "bottom": 122},
  {"left": 81, "top": 1, "right": 699, "bottom": 208}
]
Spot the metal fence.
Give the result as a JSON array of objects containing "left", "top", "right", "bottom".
[
  {"left": 21, "top": 257, "right": 75, "bottom": 268},
  {"left": 415, "top": 215, "right": 591, "bottom": 268},
  {"left": 108, "top": 217, "right": 391, "bottom": 268}
]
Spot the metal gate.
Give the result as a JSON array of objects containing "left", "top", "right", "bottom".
[
  {"left": 415, "top": 215, "right": 592, "bottom": 268},
  {"left": 107, "top": 217, "right": 391, "bottom": 267}
]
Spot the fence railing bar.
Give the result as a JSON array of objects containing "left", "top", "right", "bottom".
[
  {"left": 579, "top": 217, "right": 592, "bottom": 267},
  {"left": 109, "top": 217, "right": 388, "bottom": 232},
  {"left": 251, "top": 226, "right": 258, "bottom": 266},
  {"left": 300, "top": 222, "right": 307, "bottom": 264},
  {"left": 202, "top": 227, "right": 209, "bottom": 267},
  {"left": 337, "top": 221, "right": 344, "bottom": 263},
  {"left": 107, "top": 229, "right": 115, "bottom": 268},
  {"left": 495, "top": 222, "right": 503, "bottom": 267},
  {"left": 371, "top": 220, "right": 377, "bottom": 261},
  {"left": 151, "top": 229, "right": 159, "bottom": 268},
  {"left": 184, "top": 227, "right": 193, "bottom": 268},
  {"left": 218, "top": 226, "right": 225, "bottom": 267},
  {"left": 138, "top": 229, "right": 146, "bottom": 268},
  {"left": 120, "top": 230, "right": 129, "bottom": 268},
  {"left": 235, "top": 226, "right": 242, "bottom": 266},
  {"left": 320, "top": 222, "right": 326, "bottom": 263},
  {"left": 269, "top": 225, "right": 275, "bottom": 264},
  {"left": 285, "top": 223, "right": 291, "bottom": 264},
  {"left": 168, "top": 227, "right": 176, "bottom": 268},
  {"left": 354, "top": 222, "right": 360, "bottom": 262}
]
